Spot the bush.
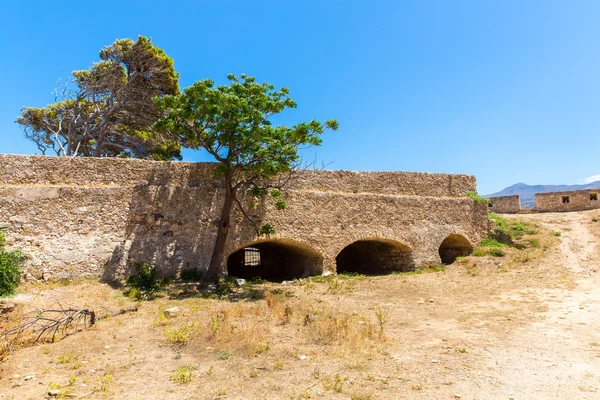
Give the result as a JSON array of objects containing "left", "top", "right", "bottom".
[
  {"left": 125, "top": 263, "right": 167, "bottom": 300},
  {"left": 180, "top": 268, "right": 204, "bottom": 281},
  {"left": 0, "top": 231, "right": 27, "bottom": 298}
]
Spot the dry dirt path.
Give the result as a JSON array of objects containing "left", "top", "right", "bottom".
[{"left": 477, "top": 211, "right": 600, "bottom": 399}]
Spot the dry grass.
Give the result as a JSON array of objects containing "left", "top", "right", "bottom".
[{"left": 1, "top": 213, "right": 593, "bottom": 399}]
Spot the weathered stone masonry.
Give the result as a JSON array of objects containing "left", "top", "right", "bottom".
[
  {"left": 0, "top": 154, "right": 489, "bottom": 281},
  {"left": 488, "top": 195, "right": 521, "bottom": 214},
  {"left": 536, "top": 189, "right": 600, "bottom": 212}
]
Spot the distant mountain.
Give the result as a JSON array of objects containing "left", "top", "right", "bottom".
[{"left": 485, "top": 181, "right": 600, "bottom": 209}]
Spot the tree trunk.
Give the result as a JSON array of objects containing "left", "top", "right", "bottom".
[{"left": 204, "top": 183, "right": 235, "bottom": 283}]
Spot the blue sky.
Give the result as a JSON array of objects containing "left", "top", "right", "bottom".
[{"left": 1, "top": 1, "right": 599, "bottom": 194}]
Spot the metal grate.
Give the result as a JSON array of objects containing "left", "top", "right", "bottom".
[{"left": 243, "top": 248, "right": 261, "bottom": 267}]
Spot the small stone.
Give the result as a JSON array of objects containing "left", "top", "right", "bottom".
[
  {"left": 432, "top": 359, "right": 440, "bottom": 363},
  {"left": 428, "top": 298, "right": 435, "bottom": 303},
  {"left": 453, "top": 394, "right": 462, "bottom": 399},
  {"left": 298, "top": 354, "right": 308, "bottom": 360},
  {"left": 235, "top": 278, "right": 246, "bottom": 286},
  {"left": 48, "top": 389, "right": 60, "bottom": 397},
  {"left": 416, "top": 299, "right": 425, "bottom": 304},
  {"left": 163, "top": 307, "right": 181, "bottom": 318},
  {"left": 321, "top": 271, "right": 333, "bottom": 277},
  {"left": 23, "top": 374, "right": 34, "bottom": 381}
]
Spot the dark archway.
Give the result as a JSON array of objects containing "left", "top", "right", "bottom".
[
  {"left": 335, "top": 239, "right": 414, "bottom": 275},
  {"left": 439, "top": 234, "right": 473, "bottom": 264},
  {"left": 227, "top": 240, "right": 323, "bottom": 282}
]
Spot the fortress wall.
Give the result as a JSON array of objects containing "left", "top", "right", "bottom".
[
  {"left": 0, "top": 154, "right": 489, "bottom": 281},
  {"left": 0, "top": 154, "right": 475, "bottom": 197},
  {"left": 535, "top": 190, "right": 600, "bottom": 212},
  {"left": 487, "top": 195, "right": 521, "bottom": 214}
]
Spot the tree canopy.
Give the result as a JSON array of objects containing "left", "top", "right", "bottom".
[
  {"left": 154, "top": 74, "right": 338, "bottom": 281},
  {"left": 17, "top": 36, "right": 181, "bottom": 159}
]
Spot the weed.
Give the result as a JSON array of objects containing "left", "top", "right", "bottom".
[
  {"left": 466, "top": 191, "right": 490, "bottom": 205},
  {"left": 248, "top": 369, "right": 259, "bottom": 378},
  {"left": 527, "top": 238, "right": 541, "bottom": 248},
  {"left": 164, "top": 325, "right": 193, "bottom": 345},
  {"left": 274, "top": 360, "right": 284, "bottom": 370},
  {"left": 373, "top": 305, "right": 390, "bottom": 337},
  {"left": 550, "top": 231, "right": 562, "bottom": 237},
  {"left": 455, "top": 257, "right": 469, "bottom": 264},
  {"left": 456, "top": 348, "right": 468, "bottom": 354},
  {"left": 323, "top": 373, "right": 344, "bottom": 393},
  {"left": 171, "top": 363, "right": 196, "bottom": 383},
  {"left": 217, "top": 350, "right": 230, "bottom": 360},
  {"left": 57, "top": 353, "right": 77, "bottom": 364},
  {"left": 488, "top": 248, "right": 506, "bottom": 257}
]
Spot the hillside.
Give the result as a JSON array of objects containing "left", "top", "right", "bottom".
[{"left": 486, "top": 181, "right": 600, "bottom": 208}]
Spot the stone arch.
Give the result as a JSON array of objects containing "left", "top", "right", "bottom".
[
  {"left": 335, "top": 238, "right": 415, "bottom": 274},
  {"left": 438, "top": 234, "right": 473, "bottom": 264},
  {"left": 227, "top": 239, "right": 323, "bottom": 281}
]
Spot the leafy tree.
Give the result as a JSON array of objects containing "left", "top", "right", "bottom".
[
  {"left": 154, "top": 74, "right": 338, "bottom": 281},
  {"left": 17, "top": 36, "right": 181, "bottom": 160}
]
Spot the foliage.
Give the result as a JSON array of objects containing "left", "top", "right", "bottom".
[
  {"left": 154, "top": 74, "right": 338, "bottom": 281},
  {"left": 466, "top": 191, "right": 490, "bottom": 205},
  {"left": 17, "top": 36, "right": 181, "bottom": 160},
  {"left": 171, "top": 363, "right": 196, "bottom": 383},
  {"left": 125, "top": 263, "right": 166, "bottom": 300},
  {"left": 0, "top": 230, "right": 27, "bottom": 297},
  {"left": 180, "top": 268, "right": 204, "bottom": 281}
]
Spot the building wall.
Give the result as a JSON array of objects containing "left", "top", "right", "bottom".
[
  {"left": 487, "top": 195, "right": 521, "bottom": 214},
  {"left": 535, "top": 190, "right": 600, "bottom": 212},
  {"left": 0, "top": 154, "right": 490, "bottom": 281}
]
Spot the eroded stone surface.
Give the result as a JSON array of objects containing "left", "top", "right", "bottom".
[{"left": 0, "top": 154, "right": 490, "bottom": 280}]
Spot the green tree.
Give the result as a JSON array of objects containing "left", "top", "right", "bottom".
[
  {"left": 17, "top": 36, "right": 181, "bottom": 160},
  {"left": 154, "top": 74, "right": 338, "bottom": 282}
]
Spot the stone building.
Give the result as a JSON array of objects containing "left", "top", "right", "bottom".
[
  {"left": 0, "top": 154, "right": 490, "bottom": 281},
  {"left": 535, "top": 189, "right": 600, "bottom": 212},
  {"left": 487, "top": 195, "right": 521, "bottom": 214}
]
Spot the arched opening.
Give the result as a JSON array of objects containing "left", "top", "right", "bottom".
[
  {"left": 336, "top": 239, "right": 414, "bottom": 275},
  {"left": 439, "top": 234, "right": 473, "bottom": 264},
  {"left": 227, "top": 240, "right": 323, "bottom": 282}
]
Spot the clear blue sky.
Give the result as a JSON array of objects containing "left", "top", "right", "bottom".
[{"left": 1, "top": 1, "right": 599, "bottom": 194}]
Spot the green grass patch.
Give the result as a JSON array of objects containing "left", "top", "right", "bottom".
[
  {"left": 479, "top": 238, "right": 507, "bottom": 248},
  {"left": 466, "top": 191, "right": 490, "bottom": 205}
]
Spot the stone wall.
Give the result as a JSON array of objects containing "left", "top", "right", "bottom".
[
  {"left": 0, "top": 154, "right": 490, "bottom": 281},
  {"left": 487, "top": 195, "right": 521, "bottom": 214},
  {"left": 535, "top": 189, "right": 600, "bottom": 212}
]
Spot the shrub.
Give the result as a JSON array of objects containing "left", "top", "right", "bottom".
[
  {"left": 478, "top": 238, "right": 506, "bottom": 248},
  {"left": 0, "top": 231, "right": 27, "bottom": 298},
  {"left": 488, "top": 247, "right": 506, "bottom": 257},
  {"left": 171, "top": 363, "right": 196, "bottom": 383},
  {"left": 550, "top": 231, "right": 562, "bottom": 237},
  {"left": 125, "top": 263, "right": 166, "bottom": 300},
  {"left": 180, "top": 268, "right": 203, "bottom": 281}
]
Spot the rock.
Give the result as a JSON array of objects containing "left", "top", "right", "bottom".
[
  {"left": 48, "top": 389, "right": 60, "bottom": 397},
  {"left": 235, "top": 278, "right": 246, "bottom": 286},
  {"left": 163, "top": 307, "right": 181, "bottom": 318},
  {"left": 23, "top": 374, "right": 35, "bottom": 381},
  {"left": 298, "top": 354, "right": 308, "bottom": 360},
  {"left": 453, "top": 395, "right": 462, "bottom": 399},
  {"left": 428, "top": 298, "right": 435, "bottom": 303},
  {"left": 321, "top": 271, "right": 333, "bottom": 277},
  {"left": 432, "top": 359, "right": 440, "bottom": 363}
]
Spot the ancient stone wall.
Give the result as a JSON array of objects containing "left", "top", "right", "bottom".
[
  {"left": 535, "top": 189, "right": 600, "bottom": 212},
  {"left": 0, "top": 154, "right": 489, "bottom": 281},
  {"left": 487, "top": 195, "right": 521, "bottom": 214}
]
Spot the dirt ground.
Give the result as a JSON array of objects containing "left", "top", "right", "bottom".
[{"left": 1, "top": 210, "right": 600, "bottom": 400}]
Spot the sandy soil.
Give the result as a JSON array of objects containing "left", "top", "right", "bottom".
[{"left": 1, "top": 210, "right": 600, "bottom": 400}]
